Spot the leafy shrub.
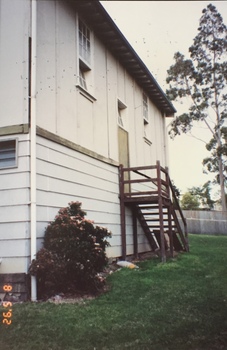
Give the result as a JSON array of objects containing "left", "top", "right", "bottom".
[{"left": 29, "top": 201, "right": 111, "bottom": 299}]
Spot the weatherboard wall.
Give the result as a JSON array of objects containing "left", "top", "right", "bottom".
[
  {"left": 0, "top": 134, "right": 30, "bottom": 274},
  {"left": 36, "top": 0, "right": 168, "bottom": 169},
  {"left": 35, "top": 135, "right": 150, "bottom": 258},
  {"left": 0, "top": 0, "right": 170, "bottom": 275},
  {"left": 0, "top": 0, "right": 30, "bottom": 129}
]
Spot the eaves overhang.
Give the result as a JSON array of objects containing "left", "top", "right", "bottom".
[{"left": 71, "top": 0, "right": 176, "bottom": 116}]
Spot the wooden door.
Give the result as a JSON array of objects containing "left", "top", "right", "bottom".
[{"left": 118, "top": 127, "right": 130, "bottom": 193}]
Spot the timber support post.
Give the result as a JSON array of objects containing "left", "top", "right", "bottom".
[
  {"left": 119, "top": 164, "right": 126, "bottom": 260},
  {"left": 157, "top": 161, "right": 166, "bottom": 263},
  {"left": 166, "top": 166, "right": 174, "bottom": 258},
  {"left": 132, "top": 205, "right": 138, "bottom": 259}
]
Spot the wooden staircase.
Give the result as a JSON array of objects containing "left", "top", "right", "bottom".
[{"left": 119, "top": 161, "right": 189, "bottom": 262}]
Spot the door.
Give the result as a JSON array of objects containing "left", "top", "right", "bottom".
[{"left": 118, "top": 127, "right": 130, "bottom": 193}]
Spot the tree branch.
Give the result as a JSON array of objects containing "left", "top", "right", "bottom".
[
  {"left": 186, "top": 132, "right": 207, "bottom": 144},
  {"left": 184, "top": 75, "right": 218, "bottom": 141}
]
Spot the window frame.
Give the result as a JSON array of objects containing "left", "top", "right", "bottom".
[
  {"left": 79, "top": 67, "right": 87, "bottom": 90},
  {"left": 117, "top": 99, "right": 127, "bottom": 129},
  {"left": 0, "top": 138, "right": 18, "bottom": 170},
  {"left": 76, "top": 16, "right": 96, "bottom": 101},
  {"left": 143, "top": 92, "right": 149, "bottom": 124},
  {"left": 78, "top": 18, "right": 91, "bottom": 69}
]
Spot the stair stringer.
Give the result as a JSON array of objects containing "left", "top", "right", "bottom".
[
  {"left": 133, "top": 200, "right": 188, "bottom": 254},
  {"left": 169, "top": 203, "right": 189, "bottom": 252},
  {"left": 134, "top": 205, "right": 159, "bottom": 251}
]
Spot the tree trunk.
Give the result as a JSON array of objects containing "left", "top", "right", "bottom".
[{"left": 218, "top": 155, "right": 226, "bottom": 211}]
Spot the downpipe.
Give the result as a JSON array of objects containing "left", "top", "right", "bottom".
[{"left": 30, "top": 0, "right": 37, "bottom": 301}]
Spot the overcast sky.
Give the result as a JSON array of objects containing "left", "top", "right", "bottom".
[{"left": 100, "top": 1, "right": 227, "bottom": 195}]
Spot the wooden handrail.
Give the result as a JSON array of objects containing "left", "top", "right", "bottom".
[
  {"left": 169, "top": 179, "right": 187, "bottom": 227},
  {"left": 119, "top": 162, "right": 189, "bottom": 256},
  {"left": 120, "top": 162, "right": 187, "bottom": 226},
  {"left": 122, "top": 165, "right": 157, "bottom": 172},
  {"left": 168, "top": 176, "right": 188, "bottom": 250},
  {"left": 121, "top": 165, "right": 169, "bottom": 194},
  {"left": 120, "top": 164, "right": 186, "bottom": 209}
]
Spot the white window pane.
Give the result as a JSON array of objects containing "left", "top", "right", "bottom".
[
  {"left": 79, "top": 69, "right": 87, "bottom": 90},
  {"left": 79, "top": 20, "right": 91, "bottom": 65}
]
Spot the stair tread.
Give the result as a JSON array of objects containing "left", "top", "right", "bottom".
[
  {"left": 132, "top": 198, "right": 188, "bottom": 253},
  {"left": 145, "top": 219, "right": 175, "bottom": 222}
]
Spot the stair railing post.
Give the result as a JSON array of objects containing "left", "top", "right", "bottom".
[
  {"left": 119, "top": 164, "right": 126, "bottom": 260},
  {"left": 132, "top": 205, "right": 138, "bottom": 259},
  {"left": 157, "top": 161, "right": 166, "bottom": 263},
  {"left": 169, "top": 178, "right": 189, "bottom": 252},
  {"left": 165, "top": 166, "right": 174, "bottom": 258}
]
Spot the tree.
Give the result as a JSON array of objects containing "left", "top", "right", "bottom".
[
  {"left": 172, "top": 181, "right": 181, "bottom": 200},
  {"left": 171, "top": 181, "right": 181, "bottom": 209},
  {"left": 166, "top": 4, "right": 227, "bottom": 211},
  {"left": 181, "top": 192, "right": 200, "bottom": 210},
  {"left": 188, "top": 181, "right": 216, "bottom": 209}
]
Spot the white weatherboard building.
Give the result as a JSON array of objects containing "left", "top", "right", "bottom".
[{"left": 0, "top": 0, "right": 177, "bottom": 300}]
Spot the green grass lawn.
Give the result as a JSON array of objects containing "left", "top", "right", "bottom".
[{"left": 1, "top": 234, "right": 227, "bottom": 350}]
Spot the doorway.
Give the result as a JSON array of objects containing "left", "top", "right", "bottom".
[{"left": 118, "top": 126, "right": 130, "bottom": 193}]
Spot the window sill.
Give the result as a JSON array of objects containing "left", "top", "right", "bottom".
[
  {"left": 0, "top": 165, "right": 17, "bottom": 170},
  {"left": 76, "top": 85, "right": 96, "bottom": 102}
]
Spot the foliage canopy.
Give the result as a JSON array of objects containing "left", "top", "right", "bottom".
[
  {"left": 166, "top": 4, "right": 227, "bottom": 210},
  {"left": 188, "top": 181, "right": 216, "bottom": 209},
  {"left": 181, "top": 192, "right": 200, "bottom": 210}
]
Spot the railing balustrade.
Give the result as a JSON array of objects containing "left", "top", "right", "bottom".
[{"left": 119, "top": 160, "right": 189, "bottom": 258}]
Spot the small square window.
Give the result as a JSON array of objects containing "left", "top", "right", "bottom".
[{"left": 0, "top": 139, "right": 17, "bottom": 169}]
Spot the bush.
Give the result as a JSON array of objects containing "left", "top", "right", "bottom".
[
  {"left": 29, "top": 201, "right": 111, "bottom": 299},
  {"left": 181, "top": 192, "right": 200, "bottom": 210}
]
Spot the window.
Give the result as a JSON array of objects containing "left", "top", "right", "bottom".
[
  {"left": 118, "top": 100, "right": 127, "bottom": 128},
  {"left": 142, "top": 94, "right": 152, "bottom": 144},
  {"left": 118, "top": 107, "right": 124, "bottom": 127},
  {"left": 0, "top": 139, "right": 17, "bottom": 169},
  {"left": 79, "top": 68, "right": 87, "bottom": 90},
  {"left": 143, "top": 93, "right": 149, "bottom": 124},
  {"left": 79, "top": 19, "right": 91, "bottom": 66},
  {"left": 77, "top": 18, "right": 95, "bottom": 99}
]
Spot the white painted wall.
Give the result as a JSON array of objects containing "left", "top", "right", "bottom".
[
  {"left": 36, "top": 136, "right": 122, "bottom": 257},
  {"left": 0, "top": 0, "right": 30, "bottom": 128},
  {"left": 35, "top": 135, "right": 151, "bottom": 258},
  {"left": 36, "top": 0, "right": 168, "bottom": 168},
  {"left": 0, "top": 134, "right": 30, "bottom": 273},
  {"left": 0, "top": 0, "right": 31, "bottom": 274},
  {"left": 0, "top": 0, "right": 169, "bottom": 275}
]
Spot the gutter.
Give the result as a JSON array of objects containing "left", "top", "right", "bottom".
[{"left": 30, "top": 0, "right": 37, "bottom": 301}]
